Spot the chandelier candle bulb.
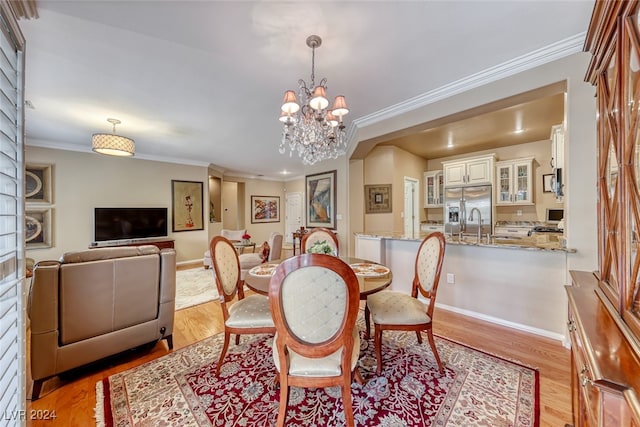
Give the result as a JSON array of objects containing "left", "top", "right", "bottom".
[{"left": 278, "top": 34, "right": 349, "bottom": 165}]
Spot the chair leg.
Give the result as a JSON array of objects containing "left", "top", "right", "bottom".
[
  {"left": 416, "top": 330, "right": 423, "bottom": 344},
  {"left": 342, "top": 378, "right": 355, "bottom": 427},
  {"left": 235, "top": 334, "right": 240, "bottom": 345},
  {"left": 364, "top": 303, "right": 371, "bottom": 339},
  {"left": 374, "top": 324, "right": 384, "bottom": 375},
  {"left": 426, "top": 328, "right": 444, "bottom": 374},
  {"left": 353, "top": 367, "right": 365, "bottom": 386},
  {"left": 276, "top": 373, "right": 289, "bottom": 427},
  {"left": 164, "top": 334, "right": 173, "bottom": 350},
  {"left": 216, "top": 331, "right": 231, "bottom": 375}
]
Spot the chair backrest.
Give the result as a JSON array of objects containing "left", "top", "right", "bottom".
[
  {"left": 210, "top": 236, "right": 241, "bottom": 307},
  {"left": 269, "top": 253, "right": 359, "bottom": 360},
  {"left": 221, "top": 229, "right": 246, "bottom": 241},
  {"left": 267, "top": 232, "right": 283, "bottom": 261},
  {"left": 413, "top": 232, "right": 446, "bottom": 312},
  {"left": 301, "top": 228, "right": 339, "bottom": 255}
]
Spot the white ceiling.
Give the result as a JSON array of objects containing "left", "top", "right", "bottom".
[{"left": 20, "top": 1, "right": 595, "bottom": 180}]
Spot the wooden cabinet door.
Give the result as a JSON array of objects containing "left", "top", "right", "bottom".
[
  {"left": 466, "top": 157, "right": 492, "bottom": 185},
  {"left": 444, "top": 162, "right": 466, "bottom": 187}
]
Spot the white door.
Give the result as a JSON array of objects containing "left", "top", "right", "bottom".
[
  {"left": 403, "top": 177, "right": 420, "bottom": 236},
  {"left": 285, "top": 192, "right": 303, "bottom": 244}
]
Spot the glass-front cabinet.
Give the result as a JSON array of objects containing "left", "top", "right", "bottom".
[
  {"left": 495, "top": 157, "right": 534, "bottom": 205},
  {"left": 424, "top": 170, "right": 443, "bottom": 208}
]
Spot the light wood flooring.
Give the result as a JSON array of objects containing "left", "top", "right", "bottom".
[{"left": 26, "top": 283, "right": 572, "bottom": 427}]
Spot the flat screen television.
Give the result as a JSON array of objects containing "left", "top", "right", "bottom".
[{"left": 94, "top": 207, "right": 168, "bottom": 242}]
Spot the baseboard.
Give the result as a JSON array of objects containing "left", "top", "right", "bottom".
[
  {"left": 436, "top": 302, "right": 566, "bottom": 343},
  {"left": 177, "top": 259, "right": 202, "bottom": 269}
]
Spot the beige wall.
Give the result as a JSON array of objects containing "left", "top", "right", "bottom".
[
  {"left": 362, "top": 146, "right": 427, "bottom": 233},
  {"left": 25, "top": 146, "right": 209, "bottom": 263},
  {"left": 224, "top": 175, "right": 287, "bottom": 246},
  {"left": 424, "top": 139, "right": 560, "bottom": 223}
]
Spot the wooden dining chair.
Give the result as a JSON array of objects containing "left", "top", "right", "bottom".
[
  {"left": 365, "top": 232, "right": 446, "bottom": 375},
  {"left": 210, "top": 236, "right": 275, "bottom": 375},
  {"left": 301, "top": 227, "right": 339, "bottom": 255},
  {"left": 269, "top": 253, "right": 363, "bottom": 427}
]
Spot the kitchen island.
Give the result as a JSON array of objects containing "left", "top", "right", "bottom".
[{"left": 355, "top": 232, "right": 573, "bottom": 341}]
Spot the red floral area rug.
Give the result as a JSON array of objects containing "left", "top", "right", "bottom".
[{"left": 96, "top": 323, "right": 538, "bottom": 426}]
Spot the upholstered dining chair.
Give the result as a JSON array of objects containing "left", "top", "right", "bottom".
[
  {"left": 239, "top": 232, "right": 283, "bottom": 280},
  {"left": 365, "top": 232, "right": 446, "bottom": 376},
  {"left": 209, "top": 236, "right": 275, "bottom": 375},
  {"left": 269, "top": 253, "right": 363, "bottom": 427},
  {"left": 301, "top": 227, "right": 339, "bottom": 255}
]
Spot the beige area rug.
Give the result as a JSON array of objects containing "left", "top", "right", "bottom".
[{"left": 175, "top": 268, "right": 219, "bottom": 310}]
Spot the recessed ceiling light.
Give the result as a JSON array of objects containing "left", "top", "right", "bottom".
[{"left": 281, "top": 170, "right": 290, "bottom": 175}]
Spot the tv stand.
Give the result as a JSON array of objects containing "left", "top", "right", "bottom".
[{"left": 90, "top": 238, "right": 175, "bottom": 250}]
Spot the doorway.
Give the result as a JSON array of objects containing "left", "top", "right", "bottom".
[
  {"left": 285, "top": 192, "right": 303, "bottom": 244},
  {"left": 403, "top": 177, "right": 419, "bottom": 236}
]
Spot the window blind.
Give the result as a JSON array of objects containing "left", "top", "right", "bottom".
[{"left": 0, "top": 2, "right": 24, "bottom": 424}]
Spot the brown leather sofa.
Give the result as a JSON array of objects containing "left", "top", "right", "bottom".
[{"left": 28, "top": 245, "right": 176, "bottom": 399}]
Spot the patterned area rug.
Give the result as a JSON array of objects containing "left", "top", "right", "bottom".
[
  {"left": 174, "top": 268, "right": 218, "bottom": 310},
  {"left": 96, "top": 318, "right": 538, "bottom": 426}
]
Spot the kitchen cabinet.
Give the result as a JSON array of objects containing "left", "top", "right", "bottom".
[
  {"left": 442, "top": 154, "right": 495, "bottom": 187},
  {"left": 424, "top": 170, "right": 443, "bottom": 207},
  {"left": 495, "top": 157, "right": 534, "bottom": 205}
]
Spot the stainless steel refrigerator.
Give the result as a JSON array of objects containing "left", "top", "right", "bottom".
[{"left": 444, "top": 185, "right": 492, "bottom": 237}]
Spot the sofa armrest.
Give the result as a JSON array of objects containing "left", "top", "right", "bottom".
[
  {"left": 29, "top": 261, "right": 61, "bottom": 333},
  {"left": 159, "top": 248, "right": 176, "bottom": 305}
]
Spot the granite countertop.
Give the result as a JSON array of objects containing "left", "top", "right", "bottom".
[{"left": 355, "top": 232, "right": 576, "bottom": 253}]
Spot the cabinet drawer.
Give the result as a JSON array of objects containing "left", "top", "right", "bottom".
[{"left": 569, "top": 322, "right": 601, "bottom": 425}]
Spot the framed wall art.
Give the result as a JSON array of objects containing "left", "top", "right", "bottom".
[
  {"left": 171, "top": 180, "right": 204, "bottom": 232},
  {"left": 251, "top": 195, "right": 280, "bottom": 223},
  {"left": 305, "top": 170, "right": 336, "bottom": 229},
  {"left": 25, "top": 163, "right": 53, "bottom": 204},
  {"left": 25, "top": 208, "right": 53, "bottom": 248},
  {"left": 365, "top": 184, "right": 392, "bottom": 214}
]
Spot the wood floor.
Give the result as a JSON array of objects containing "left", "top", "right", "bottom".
[{"left": 26, "top": 294, "right": 572, "bottom": 426}]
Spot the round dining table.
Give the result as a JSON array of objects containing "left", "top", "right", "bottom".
[{"left": 243, "top": 256, "right": 392, "bottom": 300}]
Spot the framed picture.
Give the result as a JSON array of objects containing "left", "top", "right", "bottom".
[
  {"left": 306, "top": 170, "right": 336, "bottom": 229},
  {"left": 171, "top": 180, "right": 204, "bottom": 232},
  {"left": 543, "top": 174, "right": 554, "bottom": 193},
  {"left": 251, "top": 195, "right": 280, "bottom": 223},
  {"left": 25, "top": 163, "right": 53, "bottom": 204},
  {"left": 365, "top": 184, "right": 392, "bottom": 214},
  {"left": 25, "top": 208, "right": 53, "bottom": 248}
]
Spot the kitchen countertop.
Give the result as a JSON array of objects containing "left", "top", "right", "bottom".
[{"left": 355, "top": 232, "right": 576, "bottom": 253}]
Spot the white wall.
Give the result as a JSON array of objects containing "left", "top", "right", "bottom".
[{"left": 26, "top": 146, "right": 209, "bottom": 263}]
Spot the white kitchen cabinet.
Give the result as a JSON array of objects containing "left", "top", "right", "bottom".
[
  {"left": 550, "top": 124, "right": 564, "bottom": 171},
  {"left": 495, "top": 157, "right": 534, "bottom": 205},
  {"left": 443, "top": 154, "right": 495, "bottom": 187},
  {"left": 424, "top": 170, "right": 443, "bottom": 207}
]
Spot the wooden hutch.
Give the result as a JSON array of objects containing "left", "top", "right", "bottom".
[{"left": 568, "top": 1, "right": 640, "bottom": 425}]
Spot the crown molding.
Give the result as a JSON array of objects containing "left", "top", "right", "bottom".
[
  {"left": 27, "top": 138, "right": 211, "bottom": 168},
  {"left": 345, "top": 32, "right": 586, "bottom": 152}
]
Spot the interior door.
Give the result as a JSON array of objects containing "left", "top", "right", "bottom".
[
  {"left": 403, "top": 177, "right": 419, "bottom": 236},
  {"left": 285, "top": 192, "right": 302, "bottom": 244}
]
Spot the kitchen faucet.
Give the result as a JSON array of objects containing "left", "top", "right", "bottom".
[{"left": 468, "top": 207, "right": 483, "bottom": 242}]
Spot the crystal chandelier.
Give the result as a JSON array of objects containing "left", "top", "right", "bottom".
[{"left": 278, "top": 35, "right": 349, "bottom": 165}]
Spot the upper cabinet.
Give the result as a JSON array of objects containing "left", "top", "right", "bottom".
[
  {"left": 424, "top": 170, "right": 443, "bottom": 208},
  {"left": 495, "top": 157, "right": 534, "bottom": 205},
  {"left": 443, "top": 154, "right": 495, "bottom": 187}
]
